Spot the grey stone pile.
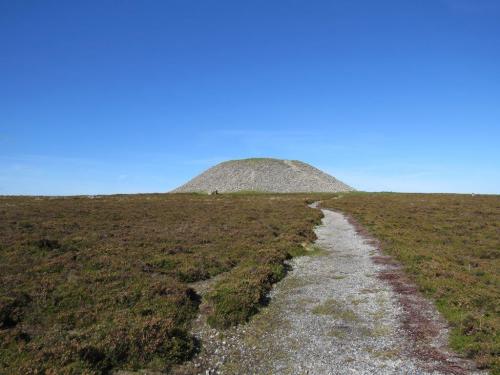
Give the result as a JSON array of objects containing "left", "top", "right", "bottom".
[{"left": 172, "top": 158, "right": 354, "bottom": 193}]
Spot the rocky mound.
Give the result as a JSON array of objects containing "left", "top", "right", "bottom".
[{"left": 172, "top": 158, "right": 354, "bottom": 193}]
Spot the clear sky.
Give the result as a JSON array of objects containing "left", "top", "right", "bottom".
[{"left": 1, "top": 0, "right": 499, "bottom": 195}]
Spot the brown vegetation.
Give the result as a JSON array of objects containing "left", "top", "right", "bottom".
[{"left": 0, "top": 193, "right": 325, "bottom": 374}]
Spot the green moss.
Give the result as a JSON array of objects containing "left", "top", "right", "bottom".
[
  {"left": 312, "top": 299, "right": 359, "bottom": 322},
  {"left": 331, "top": 275, "right": 347, "bottom": 280},
  {"left": 300, "top": 243, "right": 327, "bottom": 257}
]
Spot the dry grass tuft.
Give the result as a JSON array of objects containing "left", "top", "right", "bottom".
[{"left": 312, "top": 298, "right": 359, "bottom": 322}]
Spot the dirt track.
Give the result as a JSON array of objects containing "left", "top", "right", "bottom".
[{"left": 179, "top": 204, "right": 485, "bottom": 375}]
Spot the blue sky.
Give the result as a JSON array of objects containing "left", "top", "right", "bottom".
[{"left": 1, "top": 0, "right": 499, "bottom": 195}]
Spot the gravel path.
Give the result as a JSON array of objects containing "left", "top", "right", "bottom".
[{"left": 178, "top": 205, "right": 485, "bottom": 375}]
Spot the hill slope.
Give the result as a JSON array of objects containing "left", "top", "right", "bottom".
[{"left": 172, "top": 158, "right": 354, "bottom": 193}]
